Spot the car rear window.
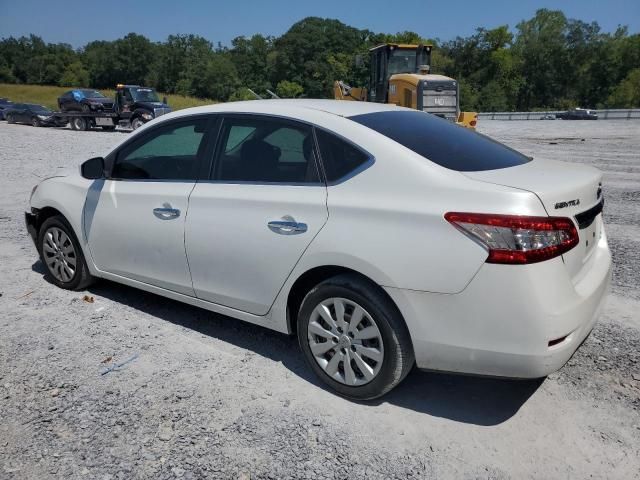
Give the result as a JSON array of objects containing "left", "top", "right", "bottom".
[{"left": 349, "top": 110, "right": 531, "bottom": 172}]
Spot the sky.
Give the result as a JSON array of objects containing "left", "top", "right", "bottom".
[{"left": 1, "top": 0, "right": 638, "bottom": 47}]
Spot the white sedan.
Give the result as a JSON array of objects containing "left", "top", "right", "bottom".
[{"left": 26, "top": 100, "right": 611, "bottom": 399}]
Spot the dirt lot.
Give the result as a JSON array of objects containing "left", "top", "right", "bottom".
[{"left": 1, "top": 119, "right": 639, "bottom": 480}]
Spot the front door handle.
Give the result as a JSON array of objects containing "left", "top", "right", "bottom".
[
  {"left": 268, "top": 218, "right": 308, "bottom": 235},
  {"left": 153, "top": 207, "right": 180, "bottom": 220}
]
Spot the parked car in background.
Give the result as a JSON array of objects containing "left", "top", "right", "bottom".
[
  {"left": 0, "top": 98, "right": 14, "bottom": 120},
  {"left": 25, "top": 100, "right": 611, "bottom": 400},
  {"left": 540, "top": 114, "right": 556, "bottom": 120},
  {"left": 57, "top": 89, "right": 114, "bottom": 112},
  {"left": 556, "top": 108, "right": 598, "bottom": 120},
  {"left": 5, "top": 104, "right": 67, "bottom": 127}
]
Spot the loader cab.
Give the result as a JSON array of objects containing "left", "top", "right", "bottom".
[{"left": 368, "top": 44, "right": 432, "bottom": 103}]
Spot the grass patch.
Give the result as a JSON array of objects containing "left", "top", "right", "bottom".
[{"left": 0, "top": 84, "right": 215, "bottom": 111}]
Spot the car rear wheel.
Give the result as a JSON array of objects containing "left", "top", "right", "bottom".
[
  {"left": 70, "top": 117, "right": 88, "bottom": 131},
  {"left": 297, "top": 274, "right": 414, "bottom": 400},
  {"left": 37, "top": 216, "right": 95, "bottom": 290}
]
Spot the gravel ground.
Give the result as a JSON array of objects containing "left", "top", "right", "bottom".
[{"left": 0, "top": 119, "right": 639, "bottom": 480}]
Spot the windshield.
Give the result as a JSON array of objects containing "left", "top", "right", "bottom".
[
  {"left": 131, "top": 88, "right": 160, "bottom": 103},
  {"left": 388, "top": 49, "right": 416, "bottom": 75},
  {"left": 82, "top": 90, "right": 106, "bottom": 99},
  {"left": 350, "top": 110, "right": 531, "bottom": 172},
  {"left": 27, "top": 104, "right": 50, "bottom": 113}
]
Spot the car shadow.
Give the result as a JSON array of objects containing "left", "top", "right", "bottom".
[{"left": 32, "top": 262, "right": 542, "bottom": 426}]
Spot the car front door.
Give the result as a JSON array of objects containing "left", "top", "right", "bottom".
[
  {"left": 84, "top": 116, "right": 214, "bottom": 295},
  {"left": 12, "top": 104, "right": 26, "bottom": 122},
  {"left": 186, "top": 114, "right": 328, "bottom": 315}
]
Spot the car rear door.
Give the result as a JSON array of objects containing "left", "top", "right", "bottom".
[
  {"left": 185, "top": 114, "right": 328, "bottom": 315},
  {"left": 84, "top": 115, "right": 215, "bottom": 295}
]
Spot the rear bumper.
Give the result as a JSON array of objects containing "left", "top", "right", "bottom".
[
  {"left": 25, "top": 210, "right": 38, "bottom": 246},
  {"left": 385, "top": 230, "right": 612, "bottom": 378}
]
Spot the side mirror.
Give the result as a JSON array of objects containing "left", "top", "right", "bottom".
[
  {"left": 163, "top": 96, "right": 168, "bottom": 105},
  {"left": 81, "top": 156, "right": 105, "bottom": 180}
]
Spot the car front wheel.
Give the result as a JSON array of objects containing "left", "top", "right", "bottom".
[
  {"left": 297, "top": 274, "right": 414, "bottom": 400},
  {"left": 131, "top": 117, "right": 146, "bottom": 130},
  {"left": 37, "top": 216, "right": 95, "bottom": 290},
  {"left": 32, "top": 117, "right": 41, "bottom": 127}
]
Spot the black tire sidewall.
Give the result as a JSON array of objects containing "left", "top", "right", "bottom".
[
  {"left": 131, "top": 117, "right": 144, "bottom": 130},
  {"left": 72, "top": 117, "right": 86, "bottom": 131},
  {"left": 297, "top": 279, "right": 411, "bottom": 400},
  {"left": 37, "top": 216, "right": 88, "bottom": 290}
]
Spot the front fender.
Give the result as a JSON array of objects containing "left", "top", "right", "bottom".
[{"left": 29, "top": 175, "right": 99, "bottom": 275}]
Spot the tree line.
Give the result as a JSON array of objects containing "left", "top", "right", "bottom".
[{"left": 1, "top": 9, "right": 639, "bottom": 111}]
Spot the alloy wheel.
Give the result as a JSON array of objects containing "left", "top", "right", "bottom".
[
  {"left": 42, "top": 227, "right": 77, "bottom": 283},
  {"left": 307, "top": 297, "right": 384, "bottom": 386}
]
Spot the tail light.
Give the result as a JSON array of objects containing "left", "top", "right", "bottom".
[{"left": 444, "top": 212, "right": 579, "bottom": 264}]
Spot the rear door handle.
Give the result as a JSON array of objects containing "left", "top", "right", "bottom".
[
  {"left": 268, "top": 219, "right": 308, "bottom": 235},
  {"left": 153, "top": 207, "right": 180, "bottom": 219}
]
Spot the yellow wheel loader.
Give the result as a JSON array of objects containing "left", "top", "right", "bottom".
[{"left": 334, "top": 43, "right": 478, "bottom": 128}]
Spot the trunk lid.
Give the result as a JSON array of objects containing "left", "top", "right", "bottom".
[{"left": 463, "top": 158, "right": 604, "bottom": 281}]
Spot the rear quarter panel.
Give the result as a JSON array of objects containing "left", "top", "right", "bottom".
[{"left": 269, "top": 120, "right": 548, "bottom": 331}]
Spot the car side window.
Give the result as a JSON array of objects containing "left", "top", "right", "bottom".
[
  {"left": 315, "top": 129, "right": 371, "bottom": 182},
  {"left": 213, "top": 116, "right": 320, "bottom": 184},
  {"left": 111, "top": 119, "right": 208, "bottom": 180}
]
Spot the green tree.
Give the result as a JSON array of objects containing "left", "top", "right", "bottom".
[
  {"left": 513, "top": 9, "right": 572, "bottom": 110},
  {"left": 230, "top": 34, "right": 274, "bottom": 93},
  {"left": 82, "top": 40, "right": 121, "bottom": 88},
  {"left": 606, "top": 68, "right": 640, "bottom": 107},
  {"left": 189, "top": 53, "right": 239, "bottom": 101},
  {"left": 272, "top": 17, "right": 373, "bottom": 97},
  {"left": 276, "top": 80, "right": 303, "bottom": 98},
  {"left": 228, "top": 87, "right": 259, "bottom": 101},
  {"left": 114, "top": 33, "right": 156, "bottom": 85},
  {"left": 59, "top": 61, "right": 90, "bottom": 87}
]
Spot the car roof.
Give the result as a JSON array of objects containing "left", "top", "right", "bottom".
[{"left": 167, "top": 99, "right": 408, "bottom": 120}]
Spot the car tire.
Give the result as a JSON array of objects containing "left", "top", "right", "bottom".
[
  {"left": 7, "top": 114, "right": 14, "bottom": 124},
  {"left": 297, "top": 274, "right": 415, "bottom": 400},
  {"left": 37, "top": 215, "right": 95, "bottom": 291},
  {"left": 131, "top": 117, "right": 145, "bottom": 130},
  {"left": 70, "top": 117, "right": 88, "bottom": 131},
  {"left": 32, "top": 117, "right": 41, "bottom": 127}
]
